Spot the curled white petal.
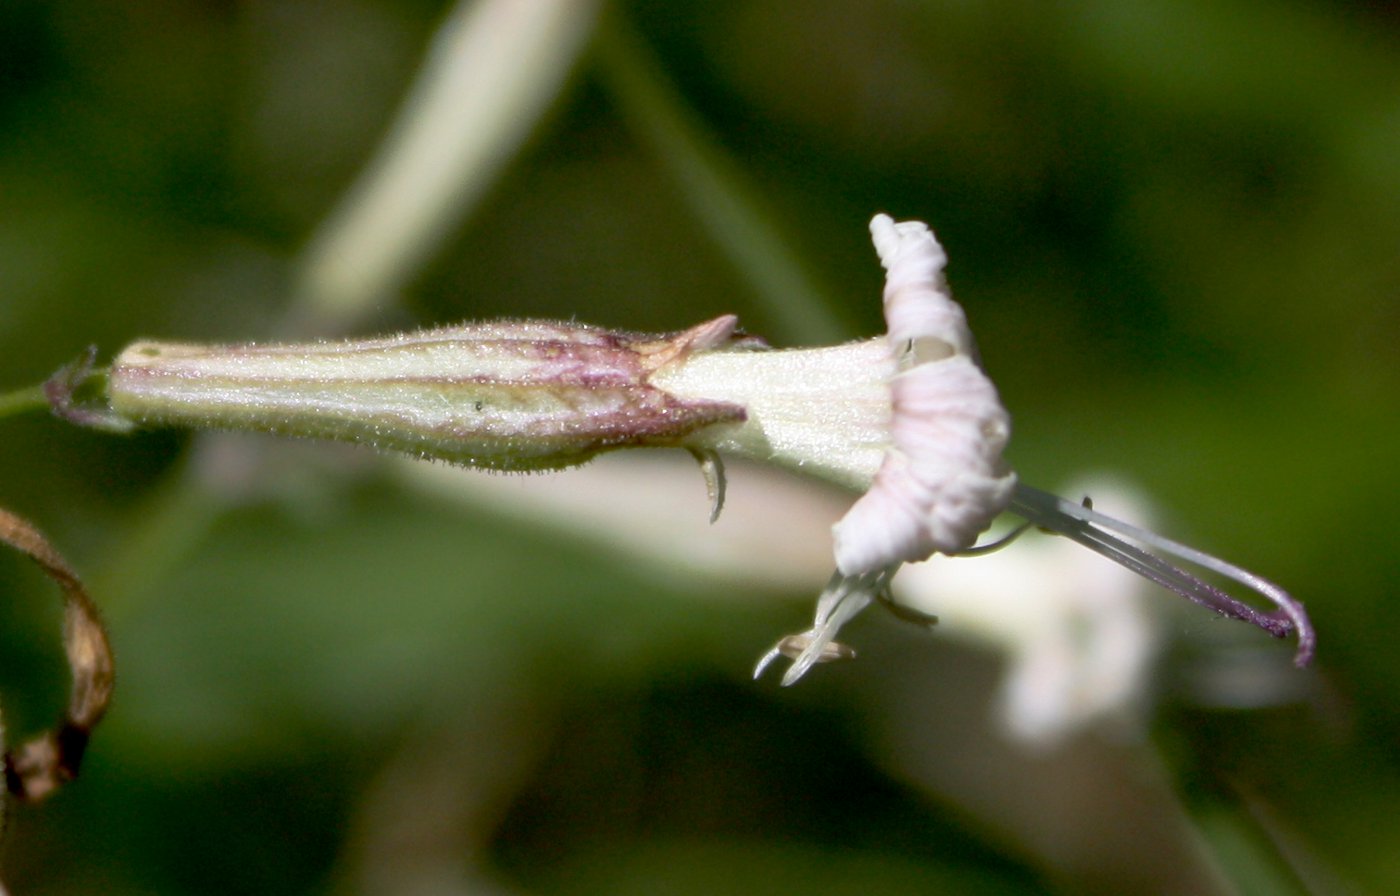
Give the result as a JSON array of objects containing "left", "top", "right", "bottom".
[
  {"left": 832, "top": 216, "right": 1016, "bottom": 575},
  {"left": 870, "top": 214, "right": 974, "bottom": 359}
]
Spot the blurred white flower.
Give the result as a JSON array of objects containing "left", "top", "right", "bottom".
[
  {"left": 400, "top": 456, "right": 1159, "bottom": 744},
  {"left": 893, "top": 480, "right": 1160, "bottom": 744}
]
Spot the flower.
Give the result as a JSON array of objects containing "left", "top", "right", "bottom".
[
  {"left": 721, "top": 214, "right": 1018, "bottom": 683},
  {"left": 65, "top": 213, "right": 1314, "bottom": 683},
  {"left": 660, "top": 214, "right": 1312, "bottom": 684}
]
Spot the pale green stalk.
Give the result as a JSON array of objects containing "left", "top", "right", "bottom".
[
  {"left": 593, "top": 12, "right": 848, "bottom": 344},
  {"left": 295, "top": 0, "right": 600, "bottom": 332},
  {"left": 0, "top": 383, "right": 48, "bottom": 421}
]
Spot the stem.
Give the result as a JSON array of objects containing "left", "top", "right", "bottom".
[
  {"left": 293, "top": 0, "right": 600, "bottom": 334},
  {"left": 1010, "top": 482, "right": 1315, "bottom": 667},
  {"left": 593, "top": 10, "right": 849, "bottom": 345},
  {"left": 0, "top": 383, "right": 50, "bottom": 421}
]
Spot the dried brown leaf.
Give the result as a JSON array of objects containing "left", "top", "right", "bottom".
[{"left": 0, "top": 509, "right": 115, "bottom": 803}]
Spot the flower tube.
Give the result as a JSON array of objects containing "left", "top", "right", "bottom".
[{"left": 101, "top": 317, "right": 751, "bottom": 473}]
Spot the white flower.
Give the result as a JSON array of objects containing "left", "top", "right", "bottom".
[
  {"left": 723, "top": 214, "right": 1018, "bottom": 684},
  {"left": 75, "top": 211, "right": 1314, "bottom": 685},
  {"left": 657, "top": 214, "right": 1310, "bottom": 685}
]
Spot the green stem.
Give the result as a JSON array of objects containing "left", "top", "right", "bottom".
[
  {"left": 592, "top": 10, "right": 849, "bottom": 345},
  {"left": 1181, "top": 782, "right": 1315, "bottom": 896},
  {"left": 0, "top": 383, "right": 50, "bottom": 421},
  {"left": 91, "top": 456, "right": 228, "bottom": 621}
]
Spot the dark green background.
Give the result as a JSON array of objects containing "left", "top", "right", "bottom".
[{"left": 2, "top": 1, "right": 1397, "bottom": 893}]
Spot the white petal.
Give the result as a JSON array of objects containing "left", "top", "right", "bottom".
[
  {"left": 869, "top": 214, "right": 976, "bottom": 358},
  {"left": 833, "top": 218, "right": 1016, "bottom": 575}
]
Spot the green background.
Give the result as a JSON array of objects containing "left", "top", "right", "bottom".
[{"left": 2, "top": 0, "right": 1397, "bottom": 893}]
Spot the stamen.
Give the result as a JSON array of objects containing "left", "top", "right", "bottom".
[
  {"left": 952, "top": 521, "right": 1032, "bottom": 557},
  {"left": 1009, "top": 483, "right": 1314, "bottom": 667},
  {"left": 687, "top": 448, "right": 727, "bottom": 523},
  {"left": 875, "top": 590, "right": 939, "bottom": 626}
]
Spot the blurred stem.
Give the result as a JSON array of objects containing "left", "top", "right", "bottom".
[
  {"left": 0, "top": 383, "right": 48, "bottom": 421},
  {"left": 592, "top": 11, "right": 848, "bottom": 345},
  {"left": 292, "top": 0, "right": 601, "bottom": 335},
  {"left": 1187, "top": 797, "right": 1312, "bottom": 896},
  {"left": 90, "top": 455, "right": 229, "bottom": 622}
]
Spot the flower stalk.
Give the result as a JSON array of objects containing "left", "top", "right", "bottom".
[{"left": 0, "top": 383, "right": 50, "bottom": 422}]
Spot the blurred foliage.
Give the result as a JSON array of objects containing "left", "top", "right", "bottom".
[{"left": 2, "top": 0, "right": 1398, "bottom": 893}]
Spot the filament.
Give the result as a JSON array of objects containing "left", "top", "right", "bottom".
[{"left": 1009, "top": 483, "right": 1314, "bottom": 667}]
